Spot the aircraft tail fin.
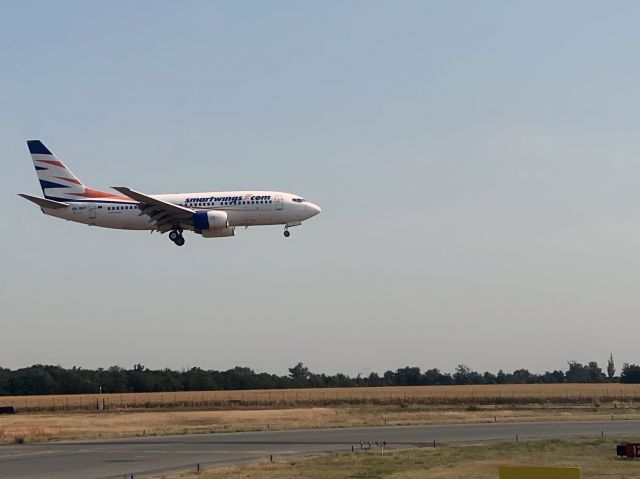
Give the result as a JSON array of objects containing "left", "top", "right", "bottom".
[
  {"left": 28, "top": 140, "right": 86, "bottom": 200},
  {"left": 26, "top": 140, "right": 130, "bottom": 202}
]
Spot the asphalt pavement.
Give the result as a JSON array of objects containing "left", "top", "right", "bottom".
[{"left": 1, "top": 420, "right": 639, "bottom": 478}]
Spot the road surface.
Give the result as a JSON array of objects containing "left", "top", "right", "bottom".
[{"left": 1, "top": 420, "right": 638, "bottom": 478}]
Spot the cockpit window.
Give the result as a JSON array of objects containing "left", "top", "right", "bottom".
[{"left": 292, "top": 198, "right": 305, "bottom": 203}]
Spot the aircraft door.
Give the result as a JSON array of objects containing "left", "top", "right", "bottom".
[
  {"left": 88, "top": 204, "right": 97, "bottom": 223},
  {"left": 275, "top": 195, "right": 283, "bottom": 210}
]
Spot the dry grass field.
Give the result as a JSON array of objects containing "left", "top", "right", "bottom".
[
  {"left": 3, "top": 385, "right": 640, "bottom": 444},
  {"left": 2, "top": 384, "right": 640, "bottom": 412},
  {"left": 2, "top": 403, "right": 640, "bottom": 444},
  {"left": 163, "top": 438, "right": 640, "bottom": 479}
]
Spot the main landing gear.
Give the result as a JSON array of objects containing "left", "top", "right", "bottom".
[
  {"left": 169, "top": 229, "right": 185, "bottom": 246},
  {"left": 284, "top": 229, "right": 291, "bottom": 238}
]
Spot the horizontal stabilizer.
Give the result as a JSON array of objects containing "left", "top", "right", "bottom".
[{"left": 18, "top": 193, "right": 68, "bottom": 209}]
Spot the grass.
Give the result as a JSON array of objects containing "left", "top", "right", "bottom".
[
  {"left": 2, "top": 403, "right": 640, "bottom": 444},
  {"left": 2, "top": 384, "right": 640, "bottom": 412},
  {"left": 162, "top": 438, "right": 640, "bottom": 479}
]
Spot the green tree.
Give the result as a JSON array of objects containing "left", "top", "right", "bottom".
[
  {"left": 511, "top": 369, "right": 534, "bottom": 384},
  {"left": 395, "top": 367, "right": 421, "bottom": 386},
  {"left": 288, "top": 362, "right": 310, "bottom": 380},
  {"left": 620, "top": 364, "right": 640, "bottom": 383},
  {"left": 607, "top": 354, "right": 616, "bottom": 381},
  {"left": 565, "top": 361, "right": 606, "bottom": 383},
  {"left": 453, "top": 364, "right": 472, "bottom": 385}
]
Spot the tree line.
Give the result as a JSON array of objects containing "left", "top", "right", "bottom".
[{"left": 1, "top": 357, "right": 640, "bottom": 396}]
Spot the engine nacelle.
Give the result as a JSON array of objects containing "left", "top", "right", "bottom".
[
  {"left": 193, "top": 210, "right": 228, "bottom": 232},
  {"left": 201, "top": 227, "right": 235, "bottom": 238}
]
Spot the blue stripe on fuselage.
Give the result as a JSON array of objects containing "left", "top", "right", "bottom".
[{"left": 44, "top": 196, "right": 138, "bottom": 205}]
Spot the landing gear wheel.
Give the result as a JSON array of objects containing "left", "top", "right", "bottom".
[
  {"left": 284, "top": 230, "right": 291, "bottom": 238},
  {"left": 174, "top": 235, "right": 185, "bottom": 246},
  {"left": 169, "top": 230, "right": 179, "bottom": 241}
]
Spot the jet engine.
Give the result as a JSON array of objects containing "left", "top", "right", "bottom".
[{"left": 193, "top": 210, "right": 228, "bottom": 232}]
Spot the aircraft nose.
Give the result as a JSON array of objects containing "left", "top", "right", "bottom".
[{"left": 307, "top": 203, "right": 321, "bottom": 217}]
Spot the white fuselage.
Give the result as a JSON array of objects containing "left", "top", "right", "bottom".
[{"left": 44, "top": 191, "right": 321, "bottom": 231}]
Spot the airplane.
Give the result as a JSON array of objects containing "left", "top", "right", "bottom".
[{"left": 19, "top": 140, "right": 321, "bottom": 246}]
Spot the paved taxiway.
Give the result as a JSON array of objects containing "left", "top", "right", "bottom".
[{"left": 1, "top": 420, "right": 639, "bottom": 478}]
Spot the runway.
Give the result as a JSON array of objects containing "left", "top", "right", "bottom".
[{"left": 1, "top": 420, "right": 639, "bottom": 478}]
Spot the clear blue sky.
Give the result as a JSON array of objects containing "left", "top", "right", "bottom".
[{"left": 2, "top": 1, "right": 640, "bottom": 375}]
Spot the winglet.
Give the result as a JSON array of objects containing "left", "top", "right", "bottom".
[{"left": 112, "top": 186, "right": 134, "bottom": 196}]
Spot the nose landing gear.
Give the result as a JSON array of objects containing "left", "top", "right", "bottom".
[
  {"left": 283, "top": 221, "right": 301, "bottom": 238},
  {"left": 169, "top": 228, "right": 185, "bottom": 246}
]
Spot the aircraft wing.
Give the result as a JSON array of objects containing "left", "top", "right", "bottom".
[{"left": 112, "top": 186, "right": 194, "bottom": 233}]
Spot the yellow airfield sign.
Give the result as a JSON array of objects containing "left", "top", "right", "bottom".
[{"left": 499, "top": 466, "right": 581, "bottom": 479}]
